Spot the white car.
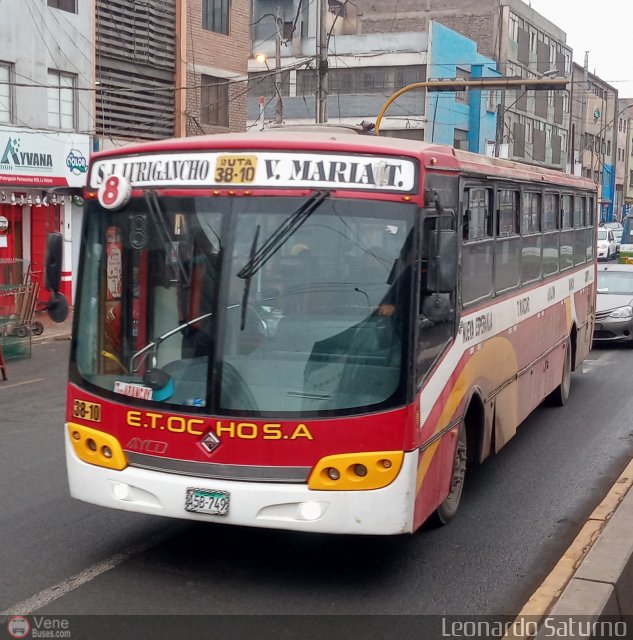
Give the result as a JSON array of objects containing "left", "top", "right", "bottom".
[
  {"left": 597, "top": 228, "right": 617, "bottom": 261},
  {"left": 602, "top": 222, "right": 623, "bottom": 254}
]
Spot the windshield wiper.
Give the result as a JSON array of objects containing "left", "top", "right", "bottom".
[
  {"left": 236, "top": 190, "right": 330, "bottom": 280},
  {"left": 240, "top": 224, "right": 260, "bottom": 330}
]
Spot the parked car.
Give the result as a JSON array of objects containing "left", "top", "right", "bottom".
[
  {"left": 597, "top": 227, "right": 617, "bottom": 261},
  {"left": 594, "top": 264, "right": 633, "bottom": 347},
  {"left": 601, "top": 221, "right": 623, "bottom": 253}
]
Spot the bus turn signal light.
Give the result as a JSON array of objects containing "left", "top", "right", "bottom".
[
  {"left": 308, "top": 451, "right": 403, "bottom": 490},
  {"left": 67, "top": 422, "right": 128, "bottom": 471}
]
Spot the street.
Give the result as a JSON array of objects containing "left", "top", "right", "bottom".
[{"left": 1, "top": 339, "right": 632, "bottom": 621}]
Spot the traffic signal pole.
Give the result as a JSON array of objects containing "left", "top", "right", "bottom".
[{"left": 373, "top": 77, "right": 569, "bottom": 140}]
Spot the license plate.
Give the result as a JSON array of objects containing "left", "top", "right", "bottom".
[
  {"left": 185, "top": 487, "right": 230, "bottom": 516},
  {"left": 214, "top": 155, "right": 257, "bottom": 184}
]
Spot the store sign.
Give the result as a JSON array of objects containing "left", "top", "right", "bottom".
[
  {"left": 0, "top": 215, "right": 8, "bottom": 232},
  {"left": 90, "top": 151, "right": 419, "bottom": 193},
  {"left": 0, "top": 126, "right": 90, "bottom": 188}
]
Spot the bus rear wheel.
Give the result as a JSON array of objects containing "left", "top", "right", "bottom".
[
  {"left": 431, "top": 420, "right": 467, "bottom": 526},
  {"left": 547, "top": 337, "right": 572, "bottom": 406}
]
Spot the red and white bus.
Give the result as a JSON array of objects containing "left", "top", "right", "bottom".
[{"left": 64, "top": 129, "right": 597, "bottom": 534}]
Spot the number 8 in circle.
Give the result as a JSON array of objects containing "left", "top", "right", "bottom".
[{"left": 98, "top": 174, "right": 132, "bottom": 210}]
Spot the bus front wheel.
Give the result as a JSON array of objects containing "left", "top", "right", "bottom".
[{"left": 431, "top": 420, "right": 467, "bottom": 526}]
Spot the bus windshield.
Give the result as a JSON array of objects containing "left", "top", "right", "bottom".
[{"left": 72, "top": 194, "right": 417, "bottom": 416}]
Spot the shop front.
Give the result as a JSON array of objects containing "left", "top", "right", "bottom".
[{"left": 0, "top": 126, "right": 90, "bottom": 304}]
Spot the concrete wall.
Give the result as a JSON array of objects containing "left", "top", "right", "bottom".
[
  {"left": 0, "top": 0, "right": 94, "bottom": 134},
  {"left": 427, "top": 21, "right": 499, "bottom": 153}
]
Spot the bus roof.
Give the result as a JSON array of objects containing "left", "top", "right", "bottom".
[{"left": 91, "top": 129, "right": 596, "bottom": 191}]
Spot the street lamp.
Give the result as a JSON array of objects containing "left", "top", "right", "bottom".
[{"left": 254, "top": 12, "right": 284, "bottom": 125}]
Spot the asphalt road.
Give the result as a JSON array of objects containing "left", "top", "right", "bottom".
[{"left": 1, "top": 338, "right": 632, "bottom": 623}]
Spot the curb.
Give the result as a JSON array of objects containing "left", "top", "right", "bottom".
[{"left": 505, "top": 458, "right": 633, "bottom": 637}]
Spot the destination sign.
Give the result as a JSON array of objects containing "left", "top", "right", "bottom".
[{"left": 89, "top": 151, "right": 418, "bottom": 193}]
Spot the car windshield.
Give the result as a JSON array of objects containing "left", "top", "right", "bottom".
[
  {"left": 72, "top": 195, "right": 419, "bottom": 417},
  {"left": 597, "top": 271, "right": 633, "bottom": 294},
  {"left": 598, "top": 229, "right": 608, "bottom": 240}
]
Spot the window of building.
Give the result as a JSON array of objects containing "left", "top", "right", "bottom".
[
  {"left": 529, "top": 27, "right": 537, "bottom": 52},
  {"left": 562, "top": 92, "right": 569, "bottom": 113},
  {"left": 201, "top": 75, "right": 229, "bottom": 127},
  {"left": 453, "top": 128, "right": 469, "bottom": 150},
  {"left": 47, "top": 0, "right": 76, "bottom": 12},
  {"left": 203, "top": 0, "right": 230, "bottom": 34},
  {"left": 455, "top": 68, "right": 470, "bottom": 104},
  {"left": 509, "top": 14, "right": 519, "bottom": 42},
  {"left": 487, "top": 89, "right": 497, "bottom": 113},
  {"left": 297, "top": 66, "right": 424, "bottom": 97},
  {"left": 0, "top": 63, "right": 11, "bottom": 123},
  {"left": 47, "top": 70, "right": 75, "bottom": 130},
  {"left": 525, "top": 118, "right": 533, "bottom": 144},
  {"left": 247, "top": 71, "right": 290, "bottom": 98}
]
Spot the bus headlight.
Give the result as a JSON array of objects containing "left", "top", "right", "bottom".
[
  {"left": 308, "top": 451, "right": 403, "bottom": 490},
  {"left": 67, "top": 423, "right": 128, "bottom": 470}
]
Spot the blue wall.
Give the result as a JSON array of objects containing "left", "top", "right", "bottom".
[
  {"left": 601, "top": 164, "right": 615, "bottom": 222},
  {"left": 428, "top": 21, "right": 499, "bottom": 153}
]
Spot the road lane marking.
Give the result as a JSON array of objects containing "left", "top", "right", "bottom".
[
  {"left": 0, "top": 523, "right": 185, "bottom": 615},
  {"left": 0, "top": 379, "right": 44, "bottom": 391}
]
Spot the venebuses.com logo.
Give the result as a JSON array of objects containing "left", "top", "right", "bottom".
[
  {"left": 6, "top": 615, "right": 71, "bottom": 638},
  {"left": 7, "top": 617, "right": 30, "bottom": 639}
]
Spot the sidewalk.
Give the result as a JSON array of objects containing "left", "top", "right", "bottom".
[{"left": 32, "top": 307, "right": 74, "bottom": 343}]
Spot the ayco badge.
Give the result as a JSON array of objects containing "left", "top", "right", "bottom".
[{"left": 201, "top": 431, "right": 220, "bottom": 453}]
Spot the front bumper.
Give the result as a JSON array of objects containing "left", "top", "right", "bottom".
[
  {"left": 593, "top": 316, "right": 633, "bottom": 344},
  {"left": 65, "top": 427, "right": 417, "bottom": 535}
]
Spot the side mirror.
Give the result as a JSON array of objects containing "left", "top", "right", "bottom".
[
  {"left": 47, "top": 291, "right": 69, "bottom": 324},
  {"left": 44, "top": 233, "right": 69, "bottom": 323},
  {"left": 44, "top": 232, "right": 63, "bottom": 294},
  {"left": 427, "top": 229, "right": 457, "bottom": 293}
]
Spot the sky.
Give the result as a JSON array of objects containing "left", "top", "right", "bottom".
[{"left": 527, "top": 0, "right": 633, "bottom": 98}]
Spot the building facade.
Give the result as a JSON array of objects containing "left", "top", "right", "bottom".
[
  {"left": 95, "top": 0, "right": 250, "bottom": 147},
  {"left": 247, "top": 17, "right": 498, "bottom": 153},
  {"left": 0, "top": 0, "right": 93, "bottom": 303},
  {"left": 617, "top": 98, "right": 633, "bottom": 220},
  {"left": 569, "top": 62, "right": 618, "bottom": 221}
]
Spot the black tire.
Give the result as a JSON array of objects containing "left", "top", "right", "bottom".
[
  {"left": 31, "top": 321, "right": 44, "bottom": 336},
  {"left": 430, "top": 421, "right": 467, "bottom": 526},
  {"left": 547, "top": 337, "right": 572, "bottom": 406}
]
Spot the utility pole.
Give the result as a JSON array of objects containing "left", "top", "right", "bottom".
[
  {"left": 316, "top": 0, "right": 328, "bottom": 123},
  {"left": 274, "top": 6, "right": 283, "bottom": 125},
  {"left": 494, "top": 96, "right": 505, "bottom": 158}
]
